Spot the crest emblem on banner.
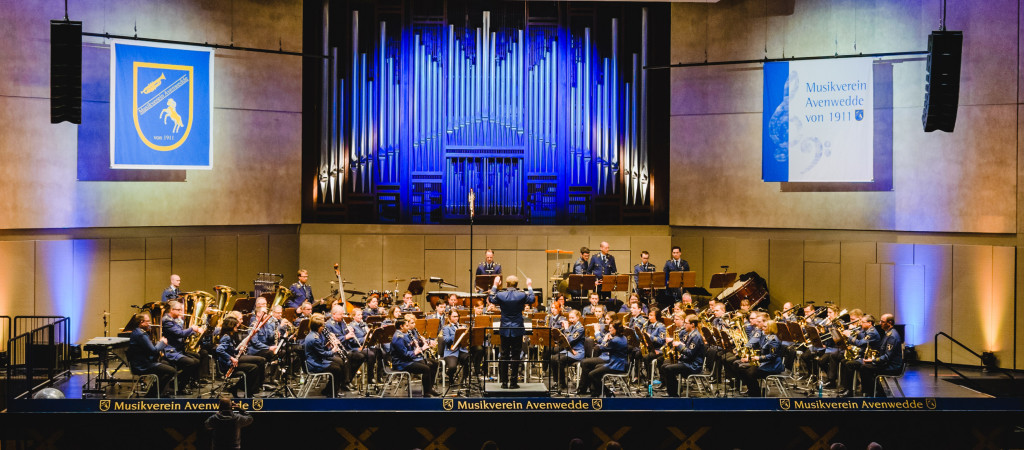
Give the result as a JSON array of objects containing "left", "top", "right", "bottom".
[
  {"left": 99, "top": 400, "right": 111, "bottom": 411},
  {"left": 855, "top": 109, "right": 864, "bottom": 121},
  {"left": 443, "top": 399, "right": 454, "bottom": 410},
  {"left": 133, "top": 62, "right": 194, "bottom": 151}
]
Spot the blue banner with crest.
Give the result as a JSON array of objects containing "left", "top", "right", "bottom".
[{"left": 111, "top": 41, "right": 213, "bottom": 169}]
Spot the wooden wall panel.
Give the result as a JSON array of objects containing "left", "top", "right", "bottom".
[
  {"left": 703, "top": 237, "right": 736, "bottom": 291},
  {"left": 768, "top": 240, "right": 803, "bottom": 305},
  {"left": 735, "top": 238, "right": 769, "bottom": 281},
  {"left": 425, "top": 235, "right": 456, "bottom": 250},
  {"left": 677, "top": 237, "right": 703, "bottom": 287},
  {"left": 109, "top": 260, "right": 146, "bottom": 329},
  {"left": 172, "top": 237, "right": 207, "bottom": 294},
  {"left": 455, "top": 235, "right": 487, "bottom": 250},
  {"left": 0, "top": 241, "right": 36, "bottom": 317},
  {"left": 206, "top": 235, "right": 239, "bottom": 290},
  {"left": 516, "top": 235, "right": 547, "bottom": 251},
  {"left": 516, "top": 250, "right": 547, "bottom": 297},
  {"left": 145, "top": 259, "right": 172, "bottom": 303},
  {"left": 914, "top": 244, "right": 952, "bottom": 363},
  {"left": 146, "top": 238, "right": 171, "bottom": 260},
  {"left": 237, "top": 235, "right": 269, "bottom": 291},
  {"left": 342, "top": 235, "right": 383, "bottom": 299},
  {"left": 486, "top": 235, "right": 517, "bottom": 251},
  {"left": 268, "top": 234, "right": 299, "bottom": 283},
  {"left": 383, "top": 235, "right": 425, "bottom": 307},
  {"left": 878, "top": 243, "right": 913, "bottom": 265},
  {"left": 805, "top": 240, "right": 840, "bottom": 263},
  {"left": 73, "top": 239, "right": 110, "bottom": 342},
  {"left": 839, "top": 242, "right": 876, "bottom": 312},
  {"left": 424, "top": 250, "right": 457, "bottom": 293},
  {"left": 299, "top": 234, "right": 341, "bottom": 302},
  {"left": 893, "top": 264, "right": 925, "bottom": 347},
  {"left": 110, "top": 238, "right": 145, "bottom": 261},
  {"left": 864, "top": 264, "right": 881, "bottom": 315},
  {"left": 880, "top": 265, "right": 896, "bottom": 318},
  {"left": 991, "top": 246, "right": 1015, "bottom": 368},
  {"left": 951, "top": 245, "right": 992, "bottom": 365},
  {"left": 804, "top": 262, "right": 840, "bottom": 304},
  {"left": 34, "top": 240, "right": 73, "bottom": 317}
]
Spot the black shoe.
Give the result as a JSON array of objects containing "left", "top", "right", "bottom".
[
  {"left": 430, "top": 389, "right": 442, "bottom": 397},
  {"left": 501, "top": 382, "right": 509, "bottom": 389},
  {"left": 175, "top": 388, "right": 193, "bottom": 396},
  {"left": 509, "top": 383, "right": 520, "bottom": 389},
  {"left": 836, "top": 389, "right": 851, "bottom": 397},
  {"left": 823, "top": 381, "right": 837, "bottom": 389}
]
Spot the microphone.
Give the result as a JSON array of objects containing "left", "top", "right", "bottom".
[
  {"left": 468, "top": 189, "right": 475, "bottom": 219},
  {"left": 131, "top": 304, "right": 143, "bottom": 309}
]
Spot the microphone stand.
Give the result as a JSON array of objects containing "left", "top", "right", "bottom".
[{"left": 467, "top": 188, "right": 478, "bottom": 393}]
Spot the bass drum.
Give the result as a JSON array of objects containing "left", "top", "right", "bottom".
[{"left": 717, "top": 277, "right": 768, "bottom": 311}]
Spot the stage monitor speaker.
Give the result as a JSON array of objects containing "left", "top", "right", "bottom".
[
  {"left": 922, "top": 30, "right": 962, "bottom": 133},
  {"left": 50, "top": 20, "right": 82, "bottom": 124}
]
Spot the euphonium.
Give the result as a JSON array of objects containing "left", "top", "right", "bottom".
[{"left": 183, "top": 290, "right": 215, "bottom": 353}]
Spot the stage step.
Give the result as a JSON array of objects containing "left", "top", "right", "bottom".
[{"left": 482, "top": 382, "right": 550, "bottom": 398}]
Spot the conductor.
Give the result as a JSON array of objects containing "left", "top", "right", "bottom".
[{"left": 488, "top": 275, "right": 534, "bottom": 389}]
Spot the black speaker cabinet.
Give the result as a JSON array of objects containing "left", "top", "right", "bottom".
[
  {"left": 50, "top": 20, "right": 82, "bottom": 124},
  {"left": 922, "top": 30, "right": 963, "bottom": 133}
]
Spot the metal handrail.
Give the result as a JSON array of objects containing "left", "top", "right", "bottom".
[
  {"left": 5, "top": 317, "right": 72, "bottom": 401},
  {"left": 933, "top": 331, "right": 1015, "bottom": 383}
]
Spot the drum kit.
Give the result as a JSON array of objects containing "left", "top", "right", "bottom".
[{"left": 337, "top": 278, "right": 406, "bottom": 308}]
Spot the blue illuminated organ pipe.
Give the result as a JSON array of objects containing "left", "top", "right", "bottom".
[{"left": 318, "top": 9, "right": 651, "bottom": 217}]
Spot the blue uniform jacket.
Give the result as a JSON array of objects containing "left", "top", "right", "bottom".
[
  {"left": 246, "top": 319, "right": 276, "bottom": 355},
  {"left": 160, "top": 316, "right": 194, "bottom": 361},
  {"left": 213, "top": 334, "right": 241, "bottom": 373},
  {"left": 852, "top": 326, "right": 881, "bottom": 352},
  {"left": 390, "top": 331, "right": 422, "bottom": 370},
  {"left": 678, "top": 328, "right": 705, "bottom": 372},
  {"left": 288, "top": 282, "right": 312, "bottom": 309},
  {"left": 873, "top": 328, "right": 903, "bottom": 371},
  {"left": 325, "top": 319, "right": 357, "bottom": 351},
  {"left": 476, "top": 262, "right": 502, "bottom": 275},
  {"left": 597, "top": 335, "right": 629, "bottom": 372},
  {"left": 663, "top": 259, "right": 690, "bottom": 287},
  {"left": 347, "top": 321, "right": 368, "bottom": 351},
  {"left": 757, "top": 334, "right": 784, "bottom": 373},
  {"left": 588, "top": 253, "right": 617, "bottom": 278},
  {"left": 304, "top": 331, "right": 336, "bottom": 373},
  {"left": 161, "top": 286, "right": 179, "bottom": 303},
  {"left": 646, "top": 322, "right": 667, "bottom": 349},
  {"left": 561, "top": 322, "right": 585, "bottom": 362},
  {"left": 128, "top": 328, "right": 166, "bottom": 372},
  {"left": 573, "top": 258, "right": 591, "bottom": 275},
  {"left": 488, "top": 286, "right": 534, "bottom": 338},
  {"left": 633, "top": 262, "right": 655, "bottom": 286},
  {"left": 441, "top": 324, "right": 467, "bottom": 358}
]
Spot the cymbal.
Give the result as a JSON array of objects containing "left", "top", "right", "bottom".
[
  {"left": 347, "top": 299, "right": 367, "bottom": 306},
  {"left": 550, "top": 277, "right": 564, "bottom": 281},
  {"left": 346, "top": 289, "right": 367, "bottom": 296},
  {"left": 386, "top": 278, "right": 405, "bottom": 283},
  {"left": 330, "top": 280, "right": 354, "bottom": 285},
  {"left": 545, "top": 249, "right": 574, "bottom": 254}
]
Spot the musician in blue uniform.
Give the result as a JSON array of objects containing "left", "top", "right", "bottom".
[
  {"left": 399, "top": 291, "right": 421, "bottom": 313},
  {"left": 246, "top": 306, "right": 279, "bottom": 366},
  {"left": 738, "top": 319, "right": 784, "bottom": 397},
  {"left": 325, "top": 304, "right": 364, "bottom": 385},
  {"left": 346, "top": 308, "right": 380, "bottom": 383},
  {"left": 796, "top": 304, "right": 832, "bottom": 379},
  {"left": 213, "top": 316, "right": 266, "bottom": 397},
  {"left": 823, "top": 312, "right": 877, "bottom": 389},
  {"left": 127, "top": 312, "right": 176, "bottom": 397},
  {"left": 581, "top": 292, "right": 601, "bottom": 316},
  {"left": 288, "top": 269, "right": 313, "bottom": 309},
  {"left": 703, "top": 303, "right": 728, "bottom": 381},
  {"left": 589, "top": 242, "right": 617, "bottom": 301},
  {"left": 632, "top": 251, "right": 656, "bottom": 304},
  {"left": 487, "top": 274, "right": 534, "bottom": 389},
  {"left": 391, "top": 317, "right": 440, "bottom": 397},
  {"left": 722, "top": 311, "right": 763, "bottom": 383},
  {"left": 303, "top": 313, "right": 350, "bottom": 396},
  {"left": 840, "top": 313, "right": 902, "bottom": 397},
  {"left": 161, "top": 300, "right": 201, "bottom": 393},
  {"left": 476, "top": 250, "right": 502, "bottom": 275},
  {"left": 550, "top": 310, "right": 585, "bottom": 391},
  {"left": 441, "top": 310, "right": 470, "bottom": 385},
  {"left": 578, "top": 322, "right": 628, "bottom": 397},
  {"left": 540, "top": 302, "right": 569, "bottom": 373},
  {"left": 161, "top": 274, "right": 182, "bottom": 303},
  {"left": 641, "top": 309, "right": 667, "bottom": 380},
  {"left": 663, "top": 246, "right": 690, "bottom": 304},
  {"left": 659, "top": 313, "right": 706, "bottom": 397}
]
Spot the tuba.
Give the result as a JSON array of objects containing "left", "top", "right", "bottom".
[
  {"left": 183, "top": 290, "right": 215, "bottom": 353},
  {"left": 209, "top": 285, "right": 239, "bottom": 330},
  {"left": 271, "top": 285, "right": 296, "bottom": 310}
]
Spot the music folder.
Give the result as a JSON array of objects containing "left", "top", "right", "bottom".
[
  {"left": 709, "top": 272, "right": 737, "bottom": 289},
  {"left": 475, "top": 275, "right": 495, "bottom": 291}
]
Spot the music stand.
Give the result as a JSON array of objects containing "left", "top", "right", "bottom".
[
  {"left": 699, "top": 327, "right": 718, "bottom": 347},
  {"left": 621, "top": 327, "right": 640, "bottom": 349},
  {"left": 667, "top": 272, "right": 684, "bottom": 292},
  {"left": 475, "top": 275, "right": 495, "bottom": 292},
  {"left": 681, "top": 271, "right": 697, "bottom": 288},
  {"left": 804, "top": 326, "right": 825, "bottom": 348},
  {"left": 567, "top": 274, "right": 597, "bottom": 296},
  {"left": 709, "top": 272, "right": 737, "bottom": 289},
  {"left": 452, "top": 328, "right": 470, "bottom": 349},
  {"left": 786, "top": 322, "right": 805, "bottom": 344},
  {"left": 776, "top": 323, "right": 794, "bottom": 342}
]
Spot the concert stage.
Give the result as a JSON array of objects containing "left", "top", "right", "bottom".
[{"left": 2, "top": 365, "right": 1022, "bottom": 449}]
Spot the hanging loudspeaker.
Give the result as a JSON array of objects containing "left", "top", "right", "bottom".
[
  {"left": 51, "top": 20, "right": 82, "bottom": 124},
  {"left": 922, "top": 30, "right": 962, "bottom": 133}
]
